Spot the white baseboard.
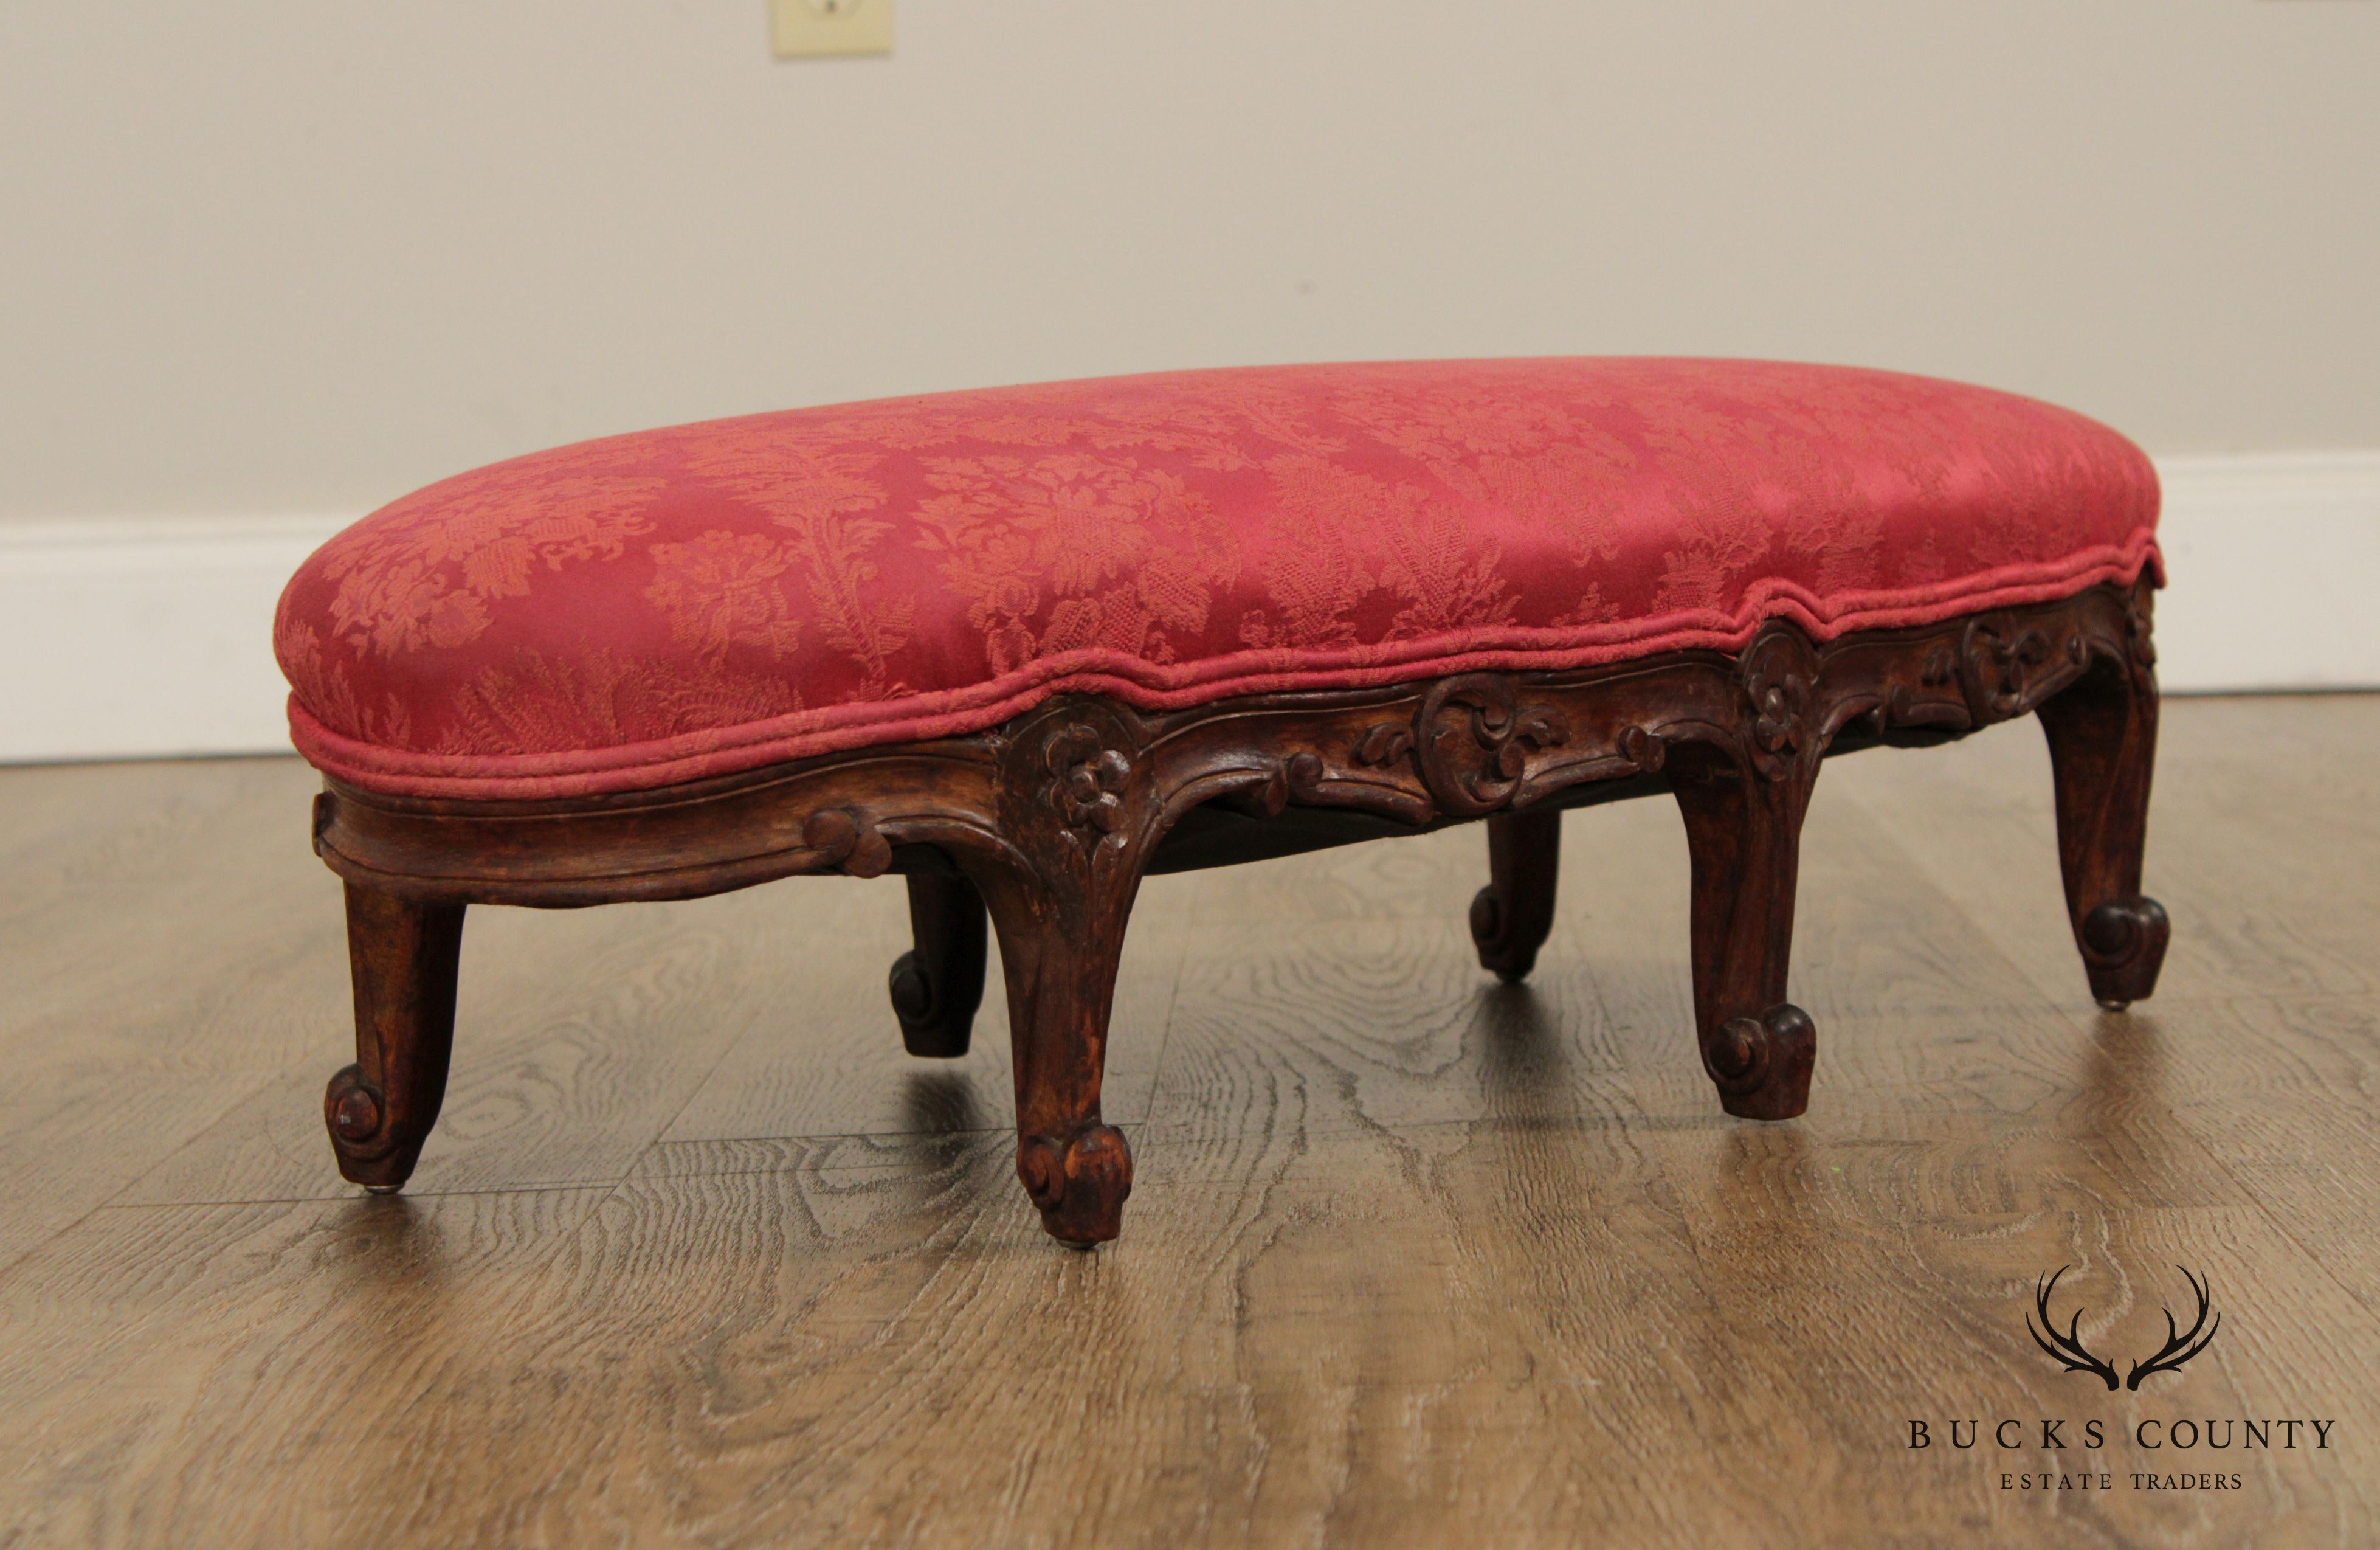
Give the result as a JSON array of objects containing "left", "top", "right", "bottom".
[
  {"left": 2148, "top": 452, "right": 2380, "bottom": 694},
  {"left": 3, "top": 451, "right": 2376, "bottom": 764},
  {"left": 1, "top": 514, "right": 345, "bottom": 763}
]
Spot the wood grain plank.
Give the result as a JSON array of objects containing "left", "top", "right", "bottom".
[
  {"left": 0, "top": 758, "right": 347, "bottom": 1269},
  {"left": 2120, "top": 994, "right": 2380, "bottom": 1315},
  {"left": 10, "top": 1111, "right": 2369, "bottom": 1549},
  {"left": 0, "top": 1186, "right": 611, "bottom": 1548}
]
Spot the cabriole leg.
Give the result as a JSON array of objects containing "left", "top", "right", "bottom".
[
  {"left": 2037, "top": 642, "right": 2168, "bottom": 1009},
  {"left": 1670, "top": 755, "right": 1818, "bottom": 1121},
  {"left": 324, "top": 881, "right": 465, "bottom": 1192},
  {"left": 1470, "top": 809, "right": 1560, "bottom": 983},
  {"left": 888, "top": 870, "right": 988, "bottom": 1058},
  {"left": 967, "top": 859, "right": 1140, "bottom": 1247},
  {"left": 961, "top": 706, "right": 1159, "bottom": 1247}
]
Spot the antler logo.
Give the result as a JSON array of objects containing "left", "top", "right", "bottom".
[{"left": 2027, "top": 1264, "right": 2221, "bottom": 1391}]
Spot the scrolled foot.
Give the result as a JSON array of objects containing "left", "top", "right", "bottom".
[
  {"left": 1468, "top": 887, "right": 1540, "bottom": 984},
  {"left": 888, "top": 950, "right": 973, "bottom": 1059},
  {"left": 1469, "top": 811, "right": 1559, "bottom": 984},
  {"left": 2080, "top": 894, "right": 2169, "bottom": 1010},
  {"left": 1702, "top": 1003, "right": 1817, "bottom": 1121},
  {"left": 323, "top": 1063, "right": 427, "bottom": 1191},
  {"left": 1017, "top": 1124, "right": 1134, "bottom": 1247}
]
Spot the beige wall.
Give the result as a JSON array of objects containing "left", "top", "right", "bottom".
[{"left": 3, "top": 1, "right": 2375, "bottom": 522}]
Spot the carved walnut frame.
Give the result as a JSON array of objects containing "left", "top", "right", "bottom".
[{"left": 311, "top": 579, "right": 2168, "bottom": 1246}]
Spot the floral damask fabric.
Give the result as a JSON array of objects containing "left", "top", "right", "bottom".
[{"left": 276, "top": 358, "right": 2161, "bottom": 798}]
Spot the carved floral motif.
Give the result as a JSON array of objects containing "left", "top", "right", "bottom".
[
  {"left": 1042, "top": 724, "right": 1135, "bottom": 843},
  {"left": 1739, "top": 629, "right": 1819, "bottom": 781}
]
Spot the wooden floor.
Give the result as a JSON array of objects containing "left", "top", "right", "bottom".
[{"left": 2, "top": 697, "right": 2376, "bottom": 1548}]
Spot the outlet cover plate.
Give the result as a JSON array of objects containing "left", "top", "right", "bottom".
[{"left": 772, "top": 0, "right": 892, "bottom": 58}]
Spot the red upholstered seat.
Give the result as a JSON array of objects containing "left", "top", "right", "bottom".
[{"left": 277, "top": 359, "right": 2159, "bottom": 800}]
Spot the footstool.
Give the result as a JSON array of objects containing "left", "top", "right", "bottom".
[{"left": 276, "top": 358, "right": 2168, "bottom": 1246}]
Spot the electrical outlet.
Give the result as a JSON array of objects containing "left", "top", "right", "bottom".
[{"left": 771, "top": 0, "right": 892, "bottom": 58}]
